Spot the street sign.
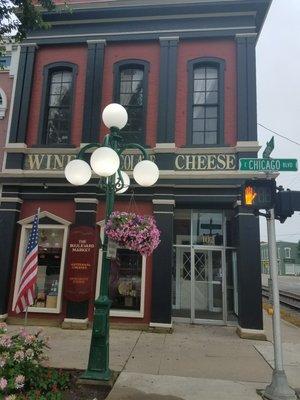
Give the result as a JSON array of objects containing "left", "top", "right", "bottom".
[
  {"left": 239, "top": 158, "right": 298, "bottom": 172},
  {"left": 262, "top": 136, "right": 274, "bottom": 159}
]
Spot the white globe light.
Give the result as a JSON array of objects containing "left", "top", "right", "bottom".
[
  {"left": 64, "top": 159, "right": 92, "bottom": 186},
  {"left": 115, "top": 171, "right": 130, "bottom": 194},
  {"left": 102, "top": 103, "right": 128, "bottom": 130},
  {"left": 133, "top": 160, "right": 159, "bottom": 187},
  {"left": 90, "top": 146, "right": 120, "bottom": 177}
]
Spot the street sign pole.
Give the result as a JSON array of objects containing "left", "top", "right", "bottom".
[{"left": 263, "top": 208, "right": 296, "bottom": 400}]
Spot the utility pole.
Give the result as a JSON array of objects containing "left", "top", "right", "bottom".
[{"left": 263, "top": 208, "right": 296, "bottom": 400}]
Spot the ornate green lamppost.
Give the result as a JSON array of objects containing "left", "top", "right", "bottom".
[{"left": 64, "top": 103, "right": 159, "bottom": 381}]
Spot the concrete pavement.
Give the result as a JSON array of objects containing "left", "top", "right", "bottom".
[{"left": 6, "top": 312, "right": 300, "bottom": 399}]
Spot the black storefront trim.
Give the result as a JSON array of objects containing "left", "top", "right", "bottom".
[
  {"left": 9, "top": 45, "right": 36, "bottom": 144},
  {"left": 157, "top": 37, "right": 179, "bottom": 143},
  {"left": 236, "top": 35, "right": 257, "bottom": 141},
  {"left": 82, "top": 41, "right": 106, "bottom": 143}
]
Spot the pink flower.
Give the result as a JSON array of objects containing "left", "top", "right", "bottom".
[
  {"left": 25, "top": 348, "right": 34, "bottom": 359},
  {"left": 14, "top": 375, "right": 25, "bottom": 389},
  {"left": 0, "top": 335, "right": 12, "bottom": 348},
  {"left": 14, "top": 350, "right": 25, "bottom": 362},
  {"left": 0, "top": 377, "right": 7, "bottom": 390},
  {"left": 0, "top": 357, "right": 6, "bottom": 367}
]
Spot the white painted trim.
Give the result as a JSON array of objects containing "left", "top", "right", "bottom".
[
  {"left": 12, "top": 224, "right": 69, "bottom": 315},
  {"left": 153, "top": 211, "right": 174, "bottom": 214},
  {"left": 63, "top": 318, "right": 89, "bottom": 324},
  {"left": 159, "top": 36, "right": 179, "bottom": 41},
  {"left": 0, "top": 208, "right": 21, "bottom": 212},
  {"left": 152, "top": 199, "right": 175, "bottom": 205},
  {"left": 28, "top": 25, "right": 256, "bottom": 40},
  {"left": 18, "top": 211, "right": 71, "bottom": 226},
  {"left": 74, "top": 198, "right": 98, "bottom": 204},
  {"left": 75, "top": 209, "right": 97, "bottom": 213},
  {"left": 5, "top": 143, "right": 27, "bottom": 149},
  {"left": 0, "top": 197, "right": 23, "bottom": 203},
  {"left": 95, "top": 220, "right": 146, "bottom": 319},
  {"left": 155, "top": 143, "right": 176, "bottom": 149},
  {"left": 86, "top": 39, "right": 106, "bottom": 44},
  {"left": 149, "top": 322, "right": 173, "bottom": 328}
]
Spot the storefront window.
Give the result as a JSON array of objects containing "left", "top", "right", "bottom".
[
  {"left": 15, "top": 226, "right": 66, "bottom": 312},
  {"left": 109, "top": 249, "right": 142, "bottom": 311},
  {"left": 192, "top": 211, "right": 223, "bottom": 246}
]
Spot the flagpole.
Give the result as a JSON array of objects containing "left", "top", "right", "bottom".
[
  {"left": 24, "top": 306, "right": 28, "bottom": 327},
  {"left": 23, "top": 208, "right": 40, "bottom": 327}
]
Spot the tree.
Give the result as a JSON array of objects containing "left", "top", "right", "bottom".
[{"left": 0, "top": 0, "right": 55, "bottom": 42}]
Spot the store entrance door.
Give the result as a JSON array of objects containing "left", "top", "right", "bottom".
[{"left": 173, "top": 247, "right": 225, "bottom": 323}]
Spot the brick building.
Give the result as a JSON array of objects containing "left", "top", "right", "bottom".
[{"left": 0, "top": 0, "right": 272, "bottom": 339}]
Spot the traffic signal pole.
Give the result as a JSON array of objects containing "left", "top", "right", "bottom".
[{"left": 263, "top": 208, "right": 296, "bottom": 400}]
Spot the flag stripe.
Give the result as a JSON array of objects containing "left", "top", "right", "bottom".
[{"left": 14, "top": 212, "right": 39, "bottom": 314}]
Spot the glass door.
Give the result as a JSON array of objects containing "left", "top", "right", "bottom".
[{"left": 192, "top": 248, "right": 224, "bottom": 323}]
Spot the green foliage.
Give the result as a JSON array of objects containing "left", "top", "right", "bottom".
[
  {"left": 0, "top": 324, "right": 70, "bottom": 399},
  {"left": 0, "top": 0, "right": 55, "bottom": 42}
]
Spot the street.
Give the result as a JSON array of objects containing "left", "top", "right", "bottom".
[{"left": 262, "top": 274, "right": 300, "bottom": 296}]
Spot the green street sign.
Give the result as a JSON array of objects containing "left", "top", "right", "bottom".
[
  {"left": 262, "top": 136, "right": 274, "bottom": 159},
  {"left": 239, "top": 158, "right": 298, "bottom": 172}
]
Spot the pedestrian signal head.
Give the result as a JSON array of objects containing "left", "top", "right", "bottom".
[{"left": 242, "top": 179, "right": 276, "bottom": 210}]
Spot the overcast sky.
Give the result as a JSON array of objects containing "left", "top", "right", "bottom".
[{"left": 256, "top": 0, "right": 300, "bottom": 243}]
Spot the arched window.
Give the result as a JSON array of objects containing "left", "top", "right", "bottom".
[
  {"left": 38, "top": 62, "right": 77, "bottom": 145},
  {"left": 187, "top": 58, "right": 225, "bottom": 146},
  {"left": 0, "top": 88, "right": 7, "bottom": 119},
  {"left": 114, "top": 60, "right": 149, "bottom": 144}
]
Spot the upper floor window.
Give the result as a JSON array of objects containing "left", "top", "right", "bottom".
[
  {"left": 114, "top": 60, "right": 149, "bottom": 144},
  {"left": 284, "top": 247, "right": 291, "bottom": 259},
  {"left": 39, "top": 62, "right": 77, "bottom": 146},
  {"left": 0, "top": 56, "right": 11, "bottom": 69},
  {"left": 187, "top": 58, "right": 225, "bottom": 146},
  {"left": 0, "top": 88, "right": 7, "bottom": 119}
]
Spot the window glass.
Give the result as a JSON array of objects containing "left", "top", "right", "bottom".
[
  {"left": 0, "top": 56, "right": 11, "bottom": 69},
  {"left": 45, "top": 70, "right": 73, "bottom": 145},
  {"left": 109, "top": 249, "right": 142, "bottom": 311},
  {"left": 192, "top": 66, "right": 219, "bottom": 145},
  {"left": 26, "top": 227, "right": 64, "bottom": 309},
  {"left": 285, "top": 248, "right": 291, "bottom": 259},
  {"left": 192, "top": 212, "right": 223, "bottom": 246},
  {"left": 118, "top": 66, "right": 144, "bottom": 143},
  {"left": 174, "top": 209, "right": 191, "bottom": 245}
]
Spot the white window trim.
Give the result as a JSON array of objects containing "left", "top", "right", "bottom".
[
  {"left": 95, "top": 220, "right": 146, "bottom": 319},
  {"left": 0, "top": 88, "right": 7, "bottom": 119},
  {"left": 284, "top": 247, "right": 291, "bottom": 259},
  {"left": 13, "top": 224, "right": 69, "bottom": 314}
]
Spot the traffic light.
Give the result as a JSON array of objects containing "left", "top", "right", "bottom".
[
  {"left": 274, "top": 190, "right": 294, "bottom": 223},
  {"left": 242, "top": 179, "right": 276, "bottom": 210}
]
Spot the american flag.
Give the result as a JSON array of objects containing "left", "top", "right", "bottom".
[{"left": 14, "top": 212, "right": 40, "bottom": 314}]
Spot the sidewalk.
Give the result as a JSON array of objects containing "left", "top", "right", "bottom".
[{"left": 6, "top": 312, "right": 300, "bottom": 399}]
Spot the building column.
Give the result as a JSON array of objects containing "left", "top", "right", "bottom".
[
  {"left": 236, "top": 34, "right": 257, "bottom": 142},
  {"left": 81, "top": 40, "right": 106, "bottom": 144},
  {"left": 156, "top": 37, "right": 179, "bottom": 145},
  {"left": 63, "top": 197, "right": 98, "bottom": 329},
  {"left": 234, "top": 205, "right": 266, "bottom": 340},
  {"left": 0, "top": 195, "right": 22, "bottom": 320},
  {"left": 9, "top": 44, "right": 37, "bottom": 144},
  {"left": 150, "top": 199, "right": 175, "bottom": 328}
]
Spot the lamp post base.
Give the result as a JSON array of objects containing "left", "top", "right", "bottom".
[
  {"left": 263, "top": 370, "right": 297, "bottom": 400},
  {"left": 82, "top": 295, "right": 112, "bottom": 381}
]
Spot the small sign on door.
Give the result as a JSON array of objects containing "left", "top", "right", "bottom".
[{"left": 107, "top": 240, "right": 118, "bottom": 259}]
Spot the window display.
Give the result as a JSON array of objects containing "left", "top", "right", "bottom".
[
  {"left": 29, "top": 228, "right": 64, "bottom": 310},
  {"left": 109, "top": 249, "right": 142, "bottom": 311}
]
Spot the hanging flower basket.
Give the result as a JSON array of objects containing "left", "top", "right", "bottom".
[{"left": 105, "top": 211, "right": 161, "bottom": 256}]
